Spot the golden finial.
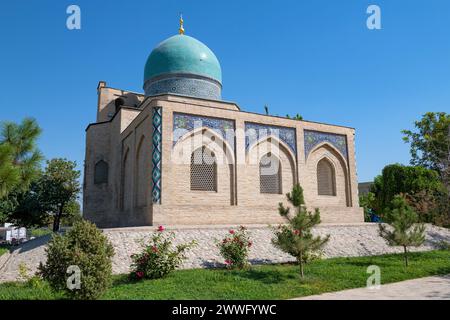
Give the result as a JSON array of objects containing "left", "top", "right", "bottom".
[{"left": 179, "top": 14, "right": 185, "bottom": 35}]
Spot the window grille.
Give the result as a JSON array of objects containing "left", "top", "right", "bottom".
[
  {"left": 190, "top": 147, "right": 217, "bottom": 191},
  {"left": 259, "top": 153, "right": 281, "bottom": 194}
]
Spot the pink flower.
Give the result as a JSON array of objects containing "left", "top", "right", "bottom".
[
  {"left": 294, "top": 230, "right": 300, "bottom": 235},
  {"left": 225, "top": 259, "right": 231, "bottom": 265},
  {"left": 151, "top": 246, "right": 158, "bottom": 253},
  {"left": 136, "top": 271, "right": 144, "bottom": 279},
  {"left": 157, "top": 225, "right": 165, "bottom": 232},
  {"left": 229, "top": 229, "right": 235, "bottom": 235}
]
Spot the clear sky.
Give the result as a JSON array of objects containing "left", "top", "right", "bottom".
[{"left": 0, "top": 0, "right": 449, "bottom": 184}]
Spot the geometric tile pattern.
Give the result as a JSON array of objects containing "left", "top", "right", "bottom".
[
  {"left": 245, "top": 122, "right": 297, "bottom": 155},
  {"left": 304, "top": 129, "right": 348, "bottom": 160},
  {"left": 173, "top": 113, "right": 235, "bottom": 150},
  {"left": 152, "top": 107, "right": 162, "bottom": 204},
  {"left": 145, "top": 76, "right": 221, "bottom": 100}
]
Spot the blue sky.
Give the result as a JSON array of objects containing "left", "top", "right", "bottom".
[{"left": 0, "top": 0, "right": 449, "bottom": 184}]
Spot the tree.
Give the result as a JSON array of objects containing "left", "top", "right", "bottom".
[
  {"left": 370, "top": 164, "right": 446, "bottom": 219},
  {"left": 272, "top": 184, "right": 329, "bottom": 278},
  {"left": 402, "top": 112, "right": 450, "bottom": 193},
  {"left": 0, "top": 118, "right": 43, "bottom": 224},
  {"left": 359, "top": 191, "right": 376, "bottom": 222},
  {"left": 0, "top": 118, "right": 43, "bottom": 196},
  {"left": 379, "top": 195, "right": 425, "bottom": 267},
  {"left": 2, "top": 184, "right": 50, "bottom": 228},
  {"left": 60, "top": 200, "right": 83, "bottom": 226},
  {"left": 38, "top": 158, "right": 81, "bottom": 232},
  {"left": 0, "top": 144, "right": 20, "bottom": 200}
]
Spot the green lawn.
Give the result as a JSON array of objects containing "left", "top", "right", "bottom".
[
  {"left": 1, "top": 250, "right": 449, "bottom": 300},
  {"left": 0, "top": 247, "right": 9, "bottom": 257}
]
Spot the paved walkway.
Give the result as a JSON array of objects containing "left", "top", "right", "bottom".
[{"left": 295, "top": 275, "right": 450, "bottom": 300}]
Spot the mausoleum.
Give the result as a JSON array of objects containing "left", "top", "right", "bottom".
[{"left": 83, "top": 19, "right": 364, "bottom": 228}]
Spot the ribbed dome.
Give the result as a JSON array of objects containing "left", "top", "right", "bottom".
[{"left": 144, "top": 35, "right": 222, "bottom": 84}]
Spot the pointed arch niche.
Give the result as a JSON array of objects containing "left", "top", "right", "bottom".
[
  {"left": 121, "top": 147, "right": 132, "bottom": 211},
  {"left": 135, "top": 135, "right": 147, "bottom": 208},
  {"left": 172, "top": 127, "right": 236, "bottom": 206},
  {"left": 241, "top": 135, "right": 296, "bottom": 206},
  {"left": 305, "top": 143, "right": 351, "bottom": 207}
]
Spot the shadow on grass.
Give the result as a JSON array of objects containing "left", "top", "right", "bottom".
[{"left": 229, "top": 268, "right": 297, "bottom": 285}]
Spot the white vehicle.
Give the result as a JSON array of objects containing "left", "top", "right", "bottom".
[{"left": 0, "top": 223, "right": 27, "bottom": 244}]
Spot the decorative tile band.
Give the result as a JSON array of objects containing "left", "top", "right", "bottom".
[
  {"left": 304, "top": 130, "right": 348, "bottom": 160},
  {"left": 245, "top": 122, "right": 297, "bottom": 155},
  {"left": 144, "top": 76, "right": 221, "bottom": 100},
  {"left": 152, "top": 107, "right": 162, "bottom": 204},
  {"left": 173, "top": 113, "right": 235, "bottom": 150}
]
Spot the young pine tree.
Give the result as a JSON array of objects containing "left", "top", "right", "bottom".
[
  {"left": 272, "top": 184, "right": 329, "bottom": 278},
  {"left": 379, "top": 195, "right": 426, "bottom": 267}
]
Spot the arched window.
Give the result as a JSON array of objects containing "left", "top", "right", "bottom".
[
  {"left": 317, "top": 158, "right": 336, "bottom": 196},
  {"left": 94, "top": 160, "right": 108, "bottom": 184},
  {"left": 190, "top": 147, "right": 217, "bottom": 191},
  {"left": 259, "top": 153, "right": 282, "bottom": 194}
]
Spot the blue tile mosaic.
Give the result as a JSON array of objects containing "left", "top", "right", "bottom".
[
  {"left": 245, "top": 122, "right": 297, "bottom": 155},
  {"left": 173, "top": 113, "right": 235, "bottom": 150},
  {"left": 145, "top": 77, "right": 221, "bottom": 100},
  {"left": 304, "top": 130, "right": 348, "bottom": 160},
  {"left": 152, "top": 107, "right": 162, "bottom": 204}
]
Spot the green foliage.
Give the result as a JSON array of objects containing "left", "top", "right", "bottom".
[
  {"left": 0, "top": 247, "right": 8, "bottom": 257},
  {"left": 2, "top": 160, "right": 82, "bottom": 229},
  {"left": 38, "top": 158, "right": 81, "bottom": 232},
  {"left": 217, "top": 226, "right": 252, "bottom": 269},
  {"left": 38, "top": 220, "right": 114, "bottom": 300},
  {"left": 60, "top": 200, "right": 83, "bottom": 227},
  {"left": 0, "top": 118, "right": 42, "bottom": 223},
  {"left": 286, "top": 114, "right": 303, "bottom": 121},
  {"left": 0, "top": 144, "right": 20, "bottom": 199},
  {"left": 3, "top": 250, "right": 450, "bottom": 300},
  {"left": 130, "top": 228, "right": 196, "bottom": 280},
  {"left": 402, "top": 112, "right": 450, "bottom": 188},
  {"left": 0, "top": 118, "right": 43, "bottom": 197},
  {"left": 359, "top": 192, "right": 376, "bottom": 222},
  {"left": 272, "top": 184, "right": 329, "bottom": 278},
  {"left": 379, "top": 195, "right": 426, "bottom": 267},
  {"left": 30, "top": 228, "right": 52, "bottom": 238},
  {"left": 370, "top": 164, "right": 446, "bottom": 219},
  {"left": 2, "top": 186, "right": 50, "bottom": 228},
  {"left": 402, "top": 112, "right": 450, "bottom": 226}
]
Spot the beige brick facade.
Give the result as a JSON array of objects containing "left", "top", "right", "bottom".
[{"left": 83, "top": 85, "right": 364, "bottom": 228}]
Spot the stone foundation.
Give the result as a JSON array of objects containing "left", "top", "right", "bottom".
[{"left": 1, "top": 223, "right": 449, "bottom": 283}]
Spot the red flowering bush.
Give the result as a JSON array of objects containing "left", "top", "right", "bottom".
[
  {"left": 216, "top": 226, "right": 252, "bottom": 269},
  {"left": 130, "top": 227, "right": 196, "bottom": 280}
]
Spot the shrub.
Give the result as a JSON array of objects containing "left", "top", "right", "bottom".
[
  {"left": 272, "top": 184, "right": 329, "bottom": 278},
  {"left": 130, "top": 226, "right": 196, "bottom": 280},
  {"left": 38, "top": 220, "right": 114, "bottom": 300},
  {"left": 217, "top": 226, "right": 252, "bottom": 269},
  {"left": 370, "top": 164, "right": 445, "bottom": 219}
]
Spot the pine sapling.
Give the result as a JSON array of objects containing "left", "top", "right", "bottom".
[
  {"left": 379, "top": 195, "right": 426, "bottom": 267},
  {"left": 272, "top": 184, "right": 329, "bottom": 278}
]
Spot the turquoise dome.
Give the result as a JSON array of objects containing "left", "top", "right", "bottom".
[{"left": 144, "top": 35, "right": 222, "bottom": 83}]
